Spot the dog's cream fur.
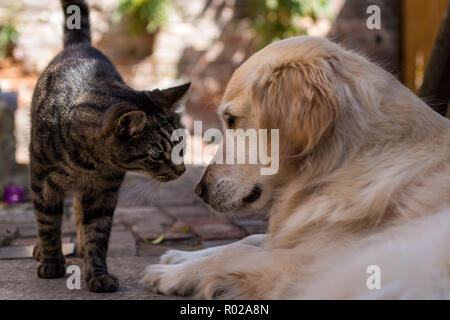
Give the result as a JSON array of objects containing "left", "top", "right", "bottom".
[{"left": 142, "top": 37, "right": 450, "bottom": 299}]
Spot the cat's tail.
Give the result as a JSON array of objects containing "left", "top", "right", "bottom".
[{"left": 60, "top": 0, "right": 91, "bottom": 48}]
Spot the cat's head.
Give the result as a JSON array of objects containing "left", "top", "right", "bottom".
[{"left": 100, "top": 83, "right": 190, "bottom": 181}]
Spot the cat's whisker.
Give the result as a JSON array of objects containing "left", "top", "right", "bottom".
[
  {"left": 126, "top": 178, "right": 147, "bottom": 208},
  {"left": 142, "top": 179, "right": 158, "bottom": 206},
  {"left": 148, "top": 182, "right": 161, "bottom": 207},
  {"left": 137, "top": 180, "right": 154, "bottom": 207},
  {"left": 121, "top": 177, "right": 144, "bottom": 204},
  {"left": 132, "top": 180, "right": 153, "bottom": 208},
  {"left": 142, "top": 179, "right": 159, "bottom": 208}
]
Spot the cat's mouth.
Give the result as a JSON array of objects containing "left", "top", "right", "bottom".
[
  {"left": 130, "top": 171, "right": 182, "bottom": 182},
  {"left": 155, "top": 175, "right": 176, "bottom": 182}
]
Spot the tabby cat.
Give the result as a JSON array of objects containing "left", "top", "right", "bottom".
[{"left": 30, "top": 0, "right": 189, "bottom": 292}]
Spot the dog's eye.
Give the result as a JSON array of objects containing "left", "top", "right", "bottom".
[{"left": 224, "top": 112, "right": 236, "bottom": 128}]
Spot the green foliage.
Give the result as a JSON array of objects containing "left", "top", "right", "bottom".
[
  {"left": 0, "top": 22, "right": 19, "bottom": 59},
  {"left": 115, "top": 0, "right": 171, "bottom": 34},
  {"left": 248, "top": 0, "right": 333, "bottom": 48}
]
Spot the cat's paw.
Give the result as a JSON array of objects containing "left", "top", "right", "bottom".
[
  {"left": 141, "top": 264, "right": 196, "bottom": 296},
  {"left": 32, "top": 243, "right": 41, "bottom": 261},
  {"left": 37, "top": 262, "right": 66, "bottom": 278},
  {"left": 86, "top": 273, "right": 119, "bottom": 293}
]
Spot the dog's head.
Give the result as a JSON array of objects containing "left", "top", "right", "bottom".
[{"left": 195, "top": 36, "right": 394, "bottom": 213}]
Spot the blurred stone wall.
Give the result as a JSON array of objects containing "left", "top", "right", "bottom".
[
  {"left": 0, "top": 93, "right": 17, "bottom": 195},
  {"left": 1, "top": 0, "right": 402, "bottom": 166},
  {"left": 3, "top": 0, "right": 120, "bottom": 73},
  {"left": 330, "top": 0, "right": 401, "bottom": 76},
  {"left": 5, "top": 0, "right": 402, "bottom": 101},
  {"left": 4, "top": 0, "right": 256, "bottom": 134},
  {"left": 151, "top": 0, "right": 255, "bottom": 132}
]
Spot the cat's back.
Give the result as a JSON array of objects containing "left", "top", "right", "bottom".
[
  {"left": 47, "top": 43, "right": 120, "bottom": 85},
  {"left": 31, "top": 44, "right": 121, "bottom": 117},
  {"left": 31, "top": 0, "right": 127, "bottom": 127}
]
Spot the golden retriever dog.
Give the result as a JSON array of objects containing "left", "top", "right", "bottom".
[{"left": 142, "top": 36, "right": 450, "bottom": 299}]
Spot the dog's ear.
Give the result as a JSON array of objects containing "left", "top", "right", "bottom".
[{"left": 250, "top": 59, "right": 340, "bottom": 156}]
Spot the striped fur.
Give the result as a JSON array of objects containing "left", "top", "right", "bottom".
[{"left": 30, "top": 0, "right": 189, "bottom": 292}]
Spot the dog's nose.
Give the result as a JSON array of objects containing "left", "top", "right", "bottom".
[{"left": 195, "top": 182, "right": 206, "bottom": 199}]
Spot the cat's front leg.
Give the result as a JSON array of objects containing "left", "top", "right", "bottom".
[
  {"left": 79, "top": 187, "right": 120, "bottom": 292},
  {"left": 31, "top": 173, "right": 66, "bottom": 279},
  {"left": 73, "top": 192, "right": 85, "bottom": 257}
]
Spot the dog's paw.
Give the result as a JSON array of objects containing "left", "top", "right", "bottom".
[
  {"left": 160, "top": 247, "right": 221, "bottom": 264},
  {"left": 201, "top": 273, "right": 244, "bottom": 299},
  {"left": 141, "top": 264, "right": 196, "bottom": 296},
  {"left": 160, "top": 250, "right": 197, "bottom": 264},
  {"left": 86, "top": 273, "right": 119, "bottom": 293}
]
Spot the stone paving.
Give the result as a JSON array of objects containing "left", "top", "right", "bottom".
[{"left": 0, "top": 165, "right": 267, "bottom": 299}]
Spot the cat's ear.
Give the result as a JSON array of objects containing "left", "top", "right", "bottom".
[
  {"left": 160, "top": 82, "right": 191, "bottom": 108},
  {"left": 102, "top": 104, "right": 147, "bottom": 138},
  {"left": 116, "top": 110, "right": 147, "bottom": 137}
]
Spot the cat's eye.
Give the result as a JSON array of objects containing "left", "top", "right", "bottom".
[
  {"left": 224, "top": 112, "right": 236, "bottom": 128},
  {"left": 150, "top": 152, "right": 164, "bottom": 161}
]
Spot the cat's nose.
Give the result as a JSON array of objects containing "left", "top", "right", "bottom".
[{"left": 174, "top": 164, "right": 185, "bottom": 176}]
